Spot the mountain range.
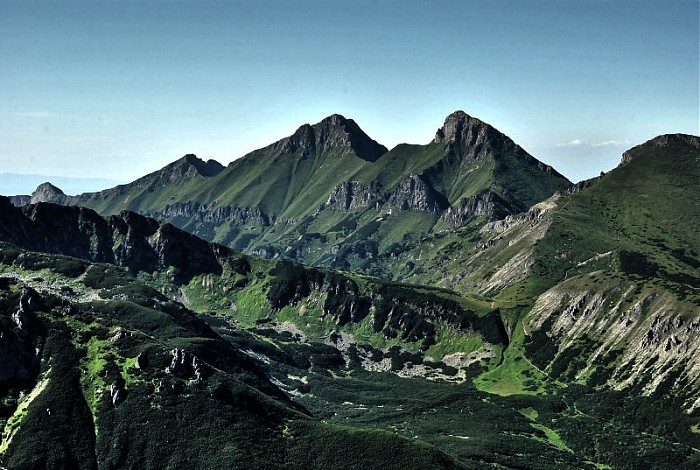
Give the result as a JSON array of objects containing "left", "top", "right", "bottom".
[
  {"left": 2, "top": 111, "right": 699, "bottom": 468},
  {"left": 17, "top": 111, "right": 571, "bottom": 273}
]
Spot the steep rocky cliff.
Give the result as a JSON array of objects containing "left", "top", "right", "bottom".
[{"left": 0, "top": 197, "right": 226, "bottom": 283}]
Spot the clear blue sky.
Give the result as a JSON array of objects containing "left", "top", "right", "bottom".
[{"left": 1, "top": 0, "right": 697, "bottom": 193}]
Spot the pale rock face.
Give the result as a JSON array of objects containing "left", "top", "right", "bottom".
[
  {"left": 455, "top": 194, "right": 560, "bottom": 295},
  {"left": 442, "top": 191, "right": 513, "bottom": 226},
  {"left": 30, "top": 182, "right": 67, "bottom": 205},
  {"left": 434, "top": 111, "right": 488, "bottom": 146},
  {"left": 526, "top": 277, "right": 700, "bottom": 409},
  {"left": 320, "top": 181, "right": 383, "bottom": 212},
  {"left": 110, "top": 383, "right": 125, "bottom": 406},
  {"left": 146, "top": 202, "right": 270, "bottom": 227},
  {"left": 386, "top": 174, "right": 446, "bottom": 212},
  {"left": 319, "top": 175, "right": 445, "bottom": 214}
]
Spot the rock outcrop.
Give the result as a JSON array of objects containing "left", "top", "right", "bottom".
[
  {"left": 443, "top": 191, "right": 513, "bottom": 225},
  {"left": 145, "top": 202, "right": 270, "bottom": 227},
  {"left": 0, "top": 287, "right": 44, "bottom": 392},
  {"left": 0, "top": 196, "right": 235, "bottom": 283},
  {"left": 280, "top": 114, "right": 388, "bottom": 162},
  {"left": 321, "top": 181, "right": 383, "bottom": 212},
  {"left": 434, "top": 111, "right": 506, "bottom": 149},
  {"left": 30, "top": 182, "right": 68, "bottom": 205},
  {"left": 386, "top": 174, "right": 447, "bottom": 212},
  {"left": 319, "top": 175, "right": 447, "bottom": 214},
  {"left": 166, "top": 348, "right": 206, "bottom": 381},
  {"left": 9, "top": 195, "right": 30, "bottom": 207}
]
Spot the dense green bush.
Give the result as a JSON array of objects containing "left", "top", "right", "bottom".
[
  {"left": 82, "top": 265, "right": 133, "bottom": 290},
  {"left": 267, "top": 262, "right": 314, "bottom": 308},
  {"left": 619, "top": 250, "right": 660, "bottom": 278},
  {"left": 523, "top": 317, "right": 558, "bottom": 369}
]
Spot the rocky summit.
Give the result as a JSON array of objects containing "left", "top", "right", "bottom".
[
  {"left": 29, "top": 182, "right": 67, "bottom": 205},
  {"left": 434, "top": 110, "right": 505, "bottom": 147},
  {"left": 281, "top": 114, "right": 388, "bottom": 161}
]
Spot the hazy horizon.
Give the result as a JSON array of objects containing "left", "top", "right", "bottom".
[{"left": 0, "top": 172, "right": 124, "bottom": 197}]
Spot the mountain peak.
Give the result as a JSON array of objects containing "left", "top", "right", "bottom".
[
  {"left": 433, "top": 110, "right": 505, "bottom": 147},
  {"left": 621, "top": 133, "right": 700, "bottom": 165},
  {"left": 142, "top": 154, "right": 225, "bottom": 186},
  {"left": 283, "top": 114, "right": 388, "bottom": 162},
  {"left": 320, "top": 113, "right": 350, "bottom": 126},
  {"left": 33, "top": 182, "right": 64, "bottom": 195},
  {"left": 178, "top": 154, "right": 225, "bottom": 177},
  {"left": 30, "top": 182, "right": 67, "bottom": 204}
]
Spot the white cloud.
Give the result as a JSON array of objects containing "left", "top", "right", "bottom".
[
  {"left": 556, "top": 139, "right": 631, "bottom": 148},
  {"left": 556, "top": 139, "right": 587, "bottom": 147}
]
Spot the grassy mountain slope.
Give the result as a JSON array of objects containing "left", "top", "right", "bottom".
[
  {"left": 53, "top": 115, "right": 386, "bottom": 220},
  {"left": 170, "top": 114, "right": 388, "bottom": 219},
  {"left": 353, "top": 111, "right": 568, "bottom": 213},
  {"left": 26, "top": 112, "right": 570, "bottom": 274},
  {"left": 64, "top": 154, "right": 224, "bottom": 216},
  {"left": 378, "top": 133, "right": 700, "bottom": 404},
  {"left": 231, "top": 111, "right": 569, "bottom": 271}
]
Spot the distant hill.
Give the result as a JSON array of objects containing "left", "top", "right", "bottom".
[{"left": 0, "top": 173, "right": 122, "bottom": 198}]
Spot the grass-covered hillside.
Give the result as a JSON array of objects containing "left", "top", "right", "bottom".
[
  {"left": 377, "top": 133, "right": 700, "bottom": 407},
  {"left": 25, "top": 112, "right": 570, "bottom": 272}
]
